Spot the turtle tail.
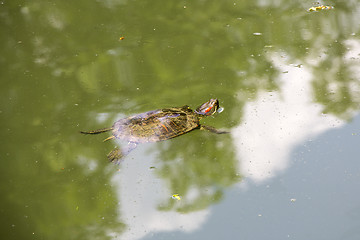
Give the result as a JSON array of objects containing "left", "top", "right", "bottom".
[{"left": 80, "top": 127, "right": 113, "bottom": 135}]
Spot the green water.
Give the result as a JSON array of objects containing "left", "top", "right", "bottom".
[{"left": 1, "top": 0, "right": 360, "bottom": 239}]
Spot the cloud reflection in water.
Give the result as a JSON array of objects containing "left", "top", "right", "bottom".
[{"left": 233, "top": 58, "right": 345, "bottom": 183}]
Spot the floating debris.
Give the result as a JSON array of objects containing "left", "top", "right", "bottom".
[
  {"left": 171, "top": 194, "right": 181, "bottom": 200},
  {"left": 308, "top": 5, "right": 334, "bottom": 12},
  {"left": 119, "top": 36, "right": 125, "bottom": 41},
  {"left": 217, "top": 107, "right": 224, "bottom": 113}
]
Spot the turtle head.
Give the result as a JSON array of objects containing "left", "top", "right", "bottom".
[{"left": 195, "top": 98, "right": 219, "bottom": 116}]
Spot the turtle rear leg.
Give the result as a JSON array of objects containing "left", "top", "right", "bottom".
[
  {"left": 107, "top": 148, "right": 124, "bottom": 164},
  {"left": 200, "top": 125, "right": 229, "bottom": 134},
  {"left": 103, "top": 136, "right": 115, "bottom": 142},
  {"left": 107, "top": 142, "right": 137, "bottom": 164},
  {"left": 80, "top": 127, "right": 113, "bottom": 135}
]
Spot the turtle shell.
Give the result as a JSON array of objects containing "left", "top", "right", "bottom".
[{"left": 111, "top": 106, "right": 200, "bottom": 143}]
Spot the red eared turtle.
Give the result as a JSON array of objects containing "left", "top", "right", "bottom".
[{"left": 81, "top": 99, "right": 227, "bottom": 164}]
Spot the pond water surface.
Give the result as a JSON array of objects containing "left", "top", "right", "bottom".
[{"left": 1, "top": 0, "right": 360, "bottom": 240}]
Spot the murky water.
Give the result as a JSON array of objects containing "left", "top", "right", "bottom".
[{"left": 1, "top": 0, "right": 360, "bottom": 239}]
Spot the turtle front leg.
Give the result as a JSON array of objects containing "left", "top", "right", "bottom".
[{"left": 200, "top": 125, "right": 229, "bottom": 134}]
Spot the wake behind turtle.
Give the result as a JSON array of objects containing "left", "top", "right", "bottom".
[{"left": 81, "top": 98, "right": 227, "bottom": 164}]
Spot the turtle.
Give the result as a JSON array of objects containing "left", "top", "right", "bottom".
[{"left": 81, "top": 98, "right": 227, "bottom": 164}]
